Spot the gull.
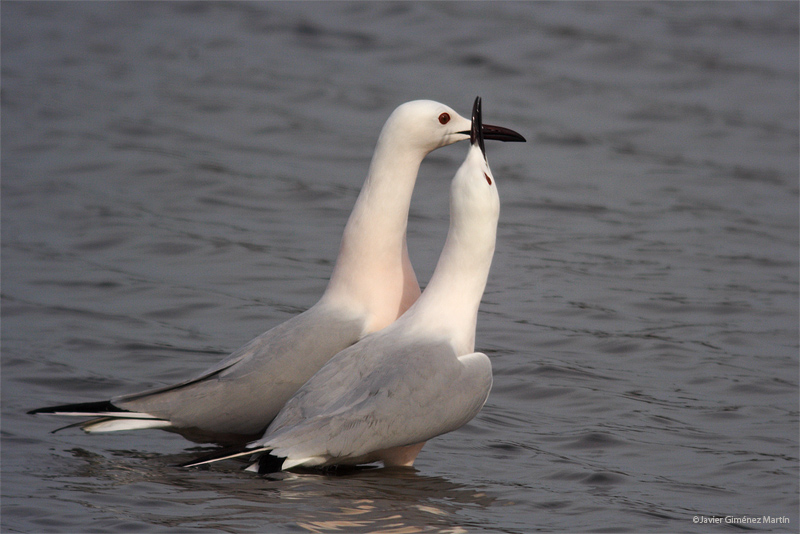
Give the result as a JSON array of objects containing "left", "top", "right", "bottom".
[
  {"left": 29, "top": 99, "right": 524, "bottom": 445},
  {"left": 185, "top": 96, "right": 500, "bottom": 472}
]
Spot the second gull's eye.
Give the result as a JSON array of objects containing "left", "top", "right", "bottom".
[{"left": 438, "top": 113, "right": 450, "bottom": 125}]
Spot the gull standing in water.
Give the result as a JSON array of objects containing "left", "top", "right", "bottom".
[
  {"left": 185, "top": 96, "right": 501, "bottom": 471},
  {"left": 29, "top": 99, "right": 524, "bottom": 445}
]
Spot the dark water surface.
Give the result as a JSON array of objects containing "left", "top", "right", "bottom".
[{"left": 2, "top": 2, "right": 798, "bottom": 532}]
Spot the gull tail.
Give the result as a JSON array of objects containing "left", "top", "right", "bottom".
[
  {"left": 181, "top": 445, "right": 284, "bottom": 474},
  {"left": 28, "top": 400, "right": 172, "bottom": 434}
]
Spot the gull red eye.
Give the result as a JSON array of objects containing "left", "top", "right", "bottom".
[
  {"left": 484, "top": 172, "right": 492, "bottom": 185},
  {"left": 438, "top": 113, "right": 450, "bottom": 125}
]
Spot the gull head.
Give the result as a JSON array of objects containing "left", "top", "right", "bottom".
[
  {"left": 450, "top": 96, "right": 500, "bottom": 234},
  {"left": 381, "top": 100, "right": 525, "bottom": 155}
]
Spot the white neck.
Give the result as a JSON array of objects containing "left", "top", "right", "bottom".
[
  {"left": 321, "top": 130, "right": 428, "bottom": 332},
  {"left": 395, "top": 148, "right": 499, "bottom": 355}
]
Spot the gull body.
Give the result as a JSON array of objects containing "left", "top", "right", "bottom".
[
  {"left": 30, "top": 100, "right": 524, "bottom": 444},
  {"left": 186, "top": 97, "right": 500, "bottom": 471}
]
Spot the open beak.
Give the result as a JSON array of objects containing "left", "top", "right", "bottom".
[
  {"left": 471, "top": 96, "right": 486, "bottom": 158},
  {"left": 461, "top": 98, "right": 526, "bottom": 143}
]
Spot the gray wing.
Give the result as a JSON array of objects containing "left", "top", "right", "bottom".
[
  {"left": 259, "top": 336, "right": 493, "bottom": 466},
  {"left": 113, "top": 304, "right": 365, "bottom": 439}
]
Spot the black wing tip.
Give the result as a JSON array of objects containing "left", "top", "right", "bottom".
[
  {"left": 257, "top": 453, "right": 286, "bottom": 474},
  {"left": 180, "top": 446, "right": 285, "bottom": 473},
  {"left": 28, "top": 399, "right": 123, "bottom": 415}
]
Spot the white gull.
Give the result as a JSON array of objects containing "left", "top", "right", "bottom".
[{"left": 185, "top": 96, "right": 500, "bottom": 471}]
